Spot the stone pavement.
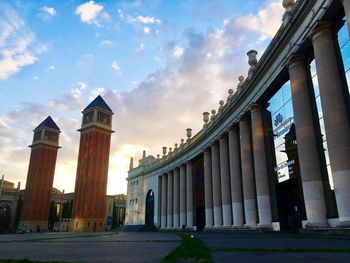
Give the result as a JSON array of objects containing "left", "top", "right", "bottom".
[
  {"left": 1, "top": 231, "right": 350, "bottom": 263},
  {"left": 0, "top": 232, "right": 180, "bottom": 263},
  {"left": 196, "top": 231, "right": 350, "bottom": 263}
]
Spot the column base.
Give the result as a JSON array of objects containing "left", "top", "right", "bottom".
[
  {"left": 70, "top": 218, "right": 105, "bottom": 232},
  {"left": 232, "top": 225, "right": 245, "bottom": 229},
  {"left": 18, "top": 221, "right": 48, "bottom": 233},
  {"left": 257, "top": 223, "right": 273, "bottom": 230},
  {"left": 304, "top": 222, "right": 329, "bottom": 229},
  {"left": 337, "top": 220, "right": 350, "bottom": 228},
  {"left": 244, "top": 224, "right": 257, "bottom": 230},
  {"left": 205, "top": 225, "right": 214, "bottom": 230}
]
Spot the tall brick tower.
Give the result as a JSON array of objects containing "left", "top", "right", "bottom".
[
  {"left": 20, "top": 116, "right": 60, "bottom": 232},
  {"left": 71, "top": 95, "right": 114, "bottom": 232}
]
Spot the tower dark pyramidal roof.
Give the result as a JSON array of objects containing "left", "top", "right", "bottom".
[
  {"left": 84, "top": 95, "right": 112, "bottom": 113},
  {"left": 35, "top": 116, "right": 60, "bottom": 131}
]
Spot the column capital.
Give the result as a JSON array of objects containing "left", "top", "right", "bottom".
[
  {"left": 219, "top": 133, "right": 227, "bottom": 141},
  {"left": 250, "top": 103, "right": 263, "bottom": 112},
  {"left": 309, "top": 21, "right": 333, "bottom": 42},
  {"left": 286, "top": 54, "right": 305, "bottom": 69},
  {"left": 204, "top": 147, "right": 211, "bottom": 154},
  {"left": 239, "top": 113, "right": 250, "bottom": 123},
  {"left": 228, "top": 125, "right": 239, "bottom": 135}
]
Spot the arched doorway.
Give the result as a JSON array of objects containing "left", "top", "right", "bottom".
[
  {"left": 0, "top": 204, "right": 11, "bottom": 233},
  {"left": 145, "top": 190, "right": 154, "bottom": 226}
]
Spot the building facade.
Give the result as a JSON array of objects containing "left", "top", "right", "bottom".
[
  {"left": 0, "top": 181, "right": 126, "bottom": 233},
  {"left": 126, "top": 0, "right": 350, "bottom": 231}
]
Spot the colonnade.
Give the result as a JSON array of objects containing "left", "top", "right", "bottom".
[
  {"left": 201, "top": 18, "right": 350, "bottom": 228},
  {"left": 156, "top": 4, "right": 350, "bottom": 229},
  {"left": 203, "top": 106, "right": 272, "bottom": 229},
  {"left": 159, "top": 162, "right": 193, "bottom": 229}
]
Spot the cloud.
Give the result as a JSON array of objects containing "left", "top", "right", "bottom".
[
  {"left": 111, "top": 60, "right": 121, "bottom": 75},
  {"left": 136, "top": 43, "right": 144, "bottom": 53},
  {"left": 77, "top": 81, "right": 88, "bottom": 90},
  {"left": 75, "top": 1, "right": 110, "bottom": 27},
  {"left": 38, "top": 6, "right": 56, "bottom": 21},
  {"left": 90, "top": 87, "right": 105, "bottom": 100},
  {"left": 2, "top": 0, "right": 284, "bottom": 195},
  {"left": 99, "top": 39, "right": 112, "bottom": 47},
  {"left": 126, "top": 15, "right": 161, "bottom": 25},
  {"left": 45, "top": 65, "right": 55, "bottom": 72},
  {"left": 173, "top": 46, "right": 184, "bottom": 59},
  {"left": 143, "top": 26, "right": 150, "bottom": 35},
  {"left": 235, "top": 1, "right": 284, "bottom": 41},
  {"left": 0, "top": 5, "right": 44, "bottom": 80}
]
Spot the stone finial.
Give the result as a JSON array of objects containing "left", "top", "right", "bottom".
[
  {"left": 162, "top": 146, "right": 167, "bottom": 156},
  {"left": 129, "top": 157, "right": 134, "bottom": 170},
  {"left": 157, "top": 154, "right": 160, "bottom": 160},
  {"left": 210, "top": 109, "right": 216, "bottom": 120},
  {"left": 169, "top": 147, "right": 172, "bottom": 154},
  {"left": 180, "top": 138, "right": 185, "bottom": 145},
  {"left": 228, "top": 89, "right": 234, "bottom": 98},
  {"left": 282, "top": 0, "right": 295, "bottom": 12},
  {"left": 247, "top": 50, "right": 258, "bottom": 67},
  {"left": 186, "top": 128, "right": 192, "bottom": 139},
  {"left": 247, "top": 50, "right": 258, "bottom": 78},
  {"left": 174, "top": 143, "right": 178, "bottom": 149},
  {"left": 203, "top": 112, "right": 210, "bottom": 124},
  {"left": 142, "top": 150, "right": 146, "bottom": 159},
  {"left": 218, "top": 100, "right": 225, "bottom": 112},
  {"left": 238, "top": 76, "right": 245, "bottom": 85}
]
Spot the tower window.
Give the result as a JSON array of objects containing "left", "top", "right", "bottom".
[
  {"left": 44, "top": 130, "right": 58, "bottom": 142},
  {"left": 97, "top": 111, "right": 111, "bottom": 125},
  {"left": 33, "top": 131, "right": 41, "bottom": 141},
  {"left": 83, "top": 111, "right": 94, "bottom": 124}
]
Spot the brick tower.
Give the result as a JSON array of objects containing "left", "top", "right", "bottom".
[
  {"left": 19, "top": 116, "right": 60, "bottom": 232},
  {"left": 71, "top": 95, "right": 114, "bottom": 232}
]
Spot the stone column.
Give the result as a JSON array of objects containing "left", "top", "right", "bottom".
[
  {"left": 186, "top": 161, "right": 193, "bottom": 228},
  {"left": 228, "top": 126, "right": 244, "bottom": 227},
  {"left": 173, "top": 168, "right": 180, "bottom": 229},
  {"left": 250, "top": 104, "right": 272, "bottom": 228},
  {"left": 341, "top": 0, "right": 350, "bottom": 38},
  {"left": 167, "top": 172, "right": 173, "bottom": 229},
  {"left": 219, "top": 135, "right": 233, "bottom": 227},
  {"left": 288, "top": 55, "right": 328, "bottom": 227},
  {"left": 311, "top": 22, "right": 350, "bottom": 225},
  {"left": 211, "top": 142, "right": 223, "bottom": 227},
  {"left": 179, "top": 165, "right": 187, "bottom": 228},
  {"left": 204, "top": 148, "right": 214, "bottom": 229},
  {"left": 239, "top": 115, "right": 257, "bottom": 228},
  {"left": 161, "top": 174, "right": 167, "bottom": 229},
  {"left": 157, "top": 176, "right": 162, "bottom": 228}
]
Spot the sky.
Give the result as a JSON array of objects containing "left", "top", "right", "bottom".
[{"left": 0, "top": 0, "right": 285, "bottom": 195}]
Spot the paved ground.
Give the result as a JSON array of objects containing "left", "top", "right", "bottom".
[
  {"left": 196, "top": 231, "right": 350, "bottom": 263},
  {"left": 0, "top": 232, "right": 180, "bottom": 263},
  {"left": 1, "top": 231, "right": 350, "bottom": 263}
]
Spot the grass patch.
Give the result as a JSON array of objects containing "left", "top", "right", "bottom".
[
  {"left": 160, "top": 233, "right": 211, "bottom": 263},
  {"left": 214, "top": 247, "right": 350, "bottom": 253}
]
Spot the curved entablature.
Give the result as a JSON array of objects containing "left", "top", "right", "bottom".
[{"left": 128, "top": 0, "right": 331, "bottom": 181}]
